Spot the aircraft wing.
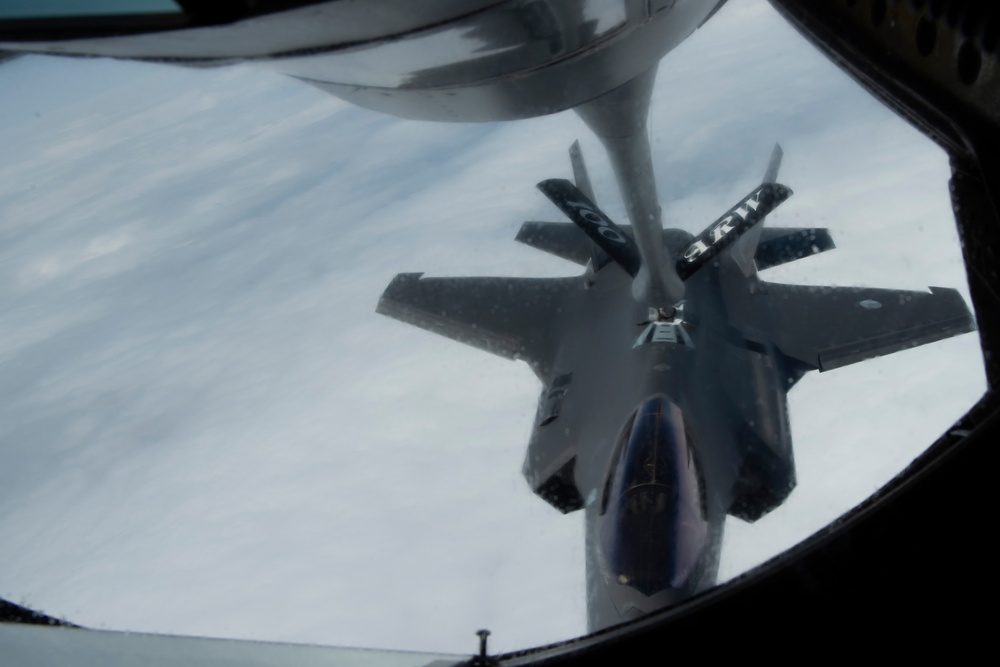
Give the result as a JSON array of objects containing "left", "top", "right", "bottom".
[
  {"left": 750, "top": 283, "right": 976, "bottom": 372},
  {"left": 377, "top": 273, "right": 576, "bottom": 376}
]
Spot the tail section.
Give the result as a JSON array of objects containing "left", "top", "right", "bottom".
[
  {"left": 515, "top": 221, "right": 594, "bottom": 266},
  {"left": 730, "top": 143, "right": 782, "bottom": 276},
  {"left": 727, "top": 143, "right": 836, "bottom": 274},
  {"left": 762, "top": 142, "right": 783, "bottom": 184},
  {"left": 569, "top": 140, "right": 596, "bottom": 202},
  {"left": 536, "top": 169, "right": 794, "bottom": 284},
  {"left": 754, "top": 227, "right": 835, "bottom": 270},
  {"left": 515, "top": 141, "right": 614, "bottom": 270},
  {"left": 537, "top": 178, "right": 643, "bottom": 277},
  {"left": 526, "top": 143, "right": 823, "bottom": 283},
  {"left": 570, "top": 141, "right": 613, "bottom": 271},
  {"left": 675, "top": 182, "right": 793, "bottom": 280}
]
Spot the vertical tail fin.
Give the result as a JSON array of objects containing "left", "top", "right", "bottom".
[
  {"left": 570, "top": 140, "right": 596, "bottom": 201},
  {"left": 675, "top": 181, "right": 793, "bottom": 280},
  {"left": 569, "top": 141, "right": 611, "bottom": 270},
  {"left": 731, "top": 142, "right": 783, "bottom": 276},
  {"left": 537, "top": 178, "right": 643, "bottom": 277},
  {"left": 762, "top": 143, "right": 783, "bottom": 184}
]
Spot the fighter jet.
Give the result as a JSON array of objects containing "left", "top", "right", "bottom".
[{"left": 376, "top": 142, "right": 975, "bottom": 631}]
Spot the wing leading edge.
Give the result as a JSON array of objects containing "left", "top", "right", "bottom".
[
  {"left": 376, "top": 273, "right": 576, "bottom": 378},
  {"left": 747, "top": 283, "right": 975, "bottom": 372}
]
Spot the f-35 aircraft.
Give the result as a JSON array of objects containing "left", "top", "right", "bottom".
[{"left": 377, "top": 143, "right": 975, "bottom": 631}]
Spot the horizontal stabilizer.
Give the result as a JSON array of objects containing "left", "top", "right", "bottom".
[
  {"left": 676, "top": 182, "right": 793, "bottom": 280},
  {"left": 377, "top": 273, "right": 577, "bottom": 376},
  {"left": 749, "top": 283, "right": 975, "bottom": 371},
  {"left": 537, "top": 178, "right": 642, "bottom": 277},
  {"left": 755, "top": 227, "right": 835, "bottom": 271},
  {"left": 515, "top": 221, "right": 593, "bottom": 266}
]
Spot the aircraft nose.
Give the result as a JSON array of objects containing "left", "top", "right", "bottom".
[{"left": 598, "top": 396, "right": 709, "bottom": 598}]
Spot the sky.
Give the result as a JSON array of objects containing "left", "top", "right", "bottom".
[{"left": 0, "top": 0, "right": 987, "bottom": 656}]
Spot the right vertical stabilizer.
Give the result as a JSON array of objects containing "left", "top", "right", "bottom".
[{"left": 731, "top": 143, "right": 783, "bottom": 276}]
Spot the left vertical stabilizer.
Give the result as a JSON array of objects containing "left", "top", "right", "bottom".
[
  {"left": 569, "top": 141, "right": 612, "bottom": 271},
  {"left": 537, "top": 178, "right": 643, "bottom": 277}
]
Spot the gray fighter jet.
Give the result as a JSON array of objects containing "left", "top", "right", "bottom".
[{"left": 376, "top": 143, "right": 975, "bottom": 631}]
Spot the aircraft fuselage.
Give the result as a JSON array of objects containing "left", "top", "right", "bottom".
[{"left": 527, "top": 241, "right": 796, "bottom": 629}]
